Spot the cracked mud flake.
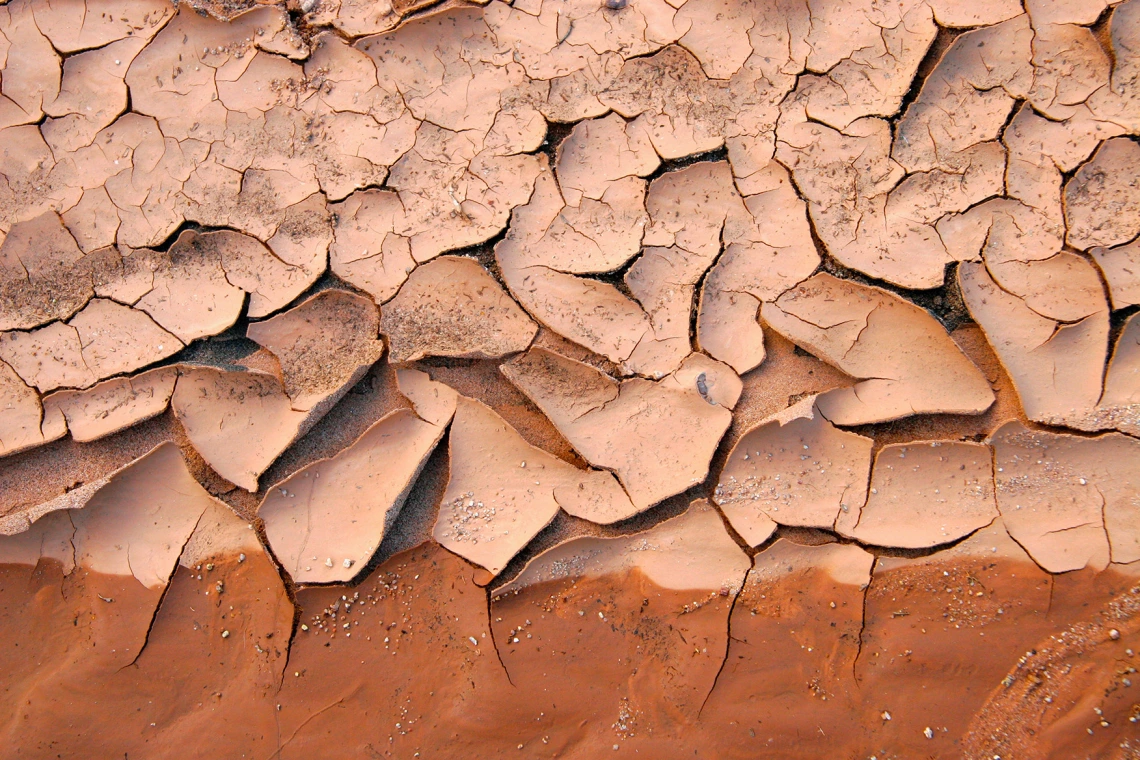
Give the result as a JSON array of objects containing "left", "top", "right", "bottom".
[
  {"left": 0, "top": 211, "right": 92, "bottom": 332},
  {"left": 0, "top": 442, "right": 292, "bottom": 757},
  {"left": 247, "top": 288, "right": 384, "bottom": 413},
  {"left": 696, "top": 159, "right": 820, "bottom": 373},
  {"left": 836, "top": 440, "right": 998, "bottom": 549},
  {"left": 1091, "top": 238, "right": 1140, "bottom": 309},
  {"left": 0, "top": 0, "right": 60, "bottom": 132},
  {"left": 762, "top": 273, "right": 995, "bottom": 425},
  {"left": 0, "top": 356, "right": 60, "bottom": 458},
  {"left": 957, "top": 259, "right": 1137, "bottom": 433},
  {"left": 503, "top": 347, "right": 733, "bottom": 510},
  {"left": 700, "top": 538, "right": 873, "bottom": 752},
  {"left": 41, "top": 365, "right": 177, "bottom": 443},
  {"left": 715, "top": 395, "right": 872, "bottom": 543},
  {"left": 0, "top": 298, "right": 180, "bottom": 393},
  {"left": 991, "top": 419, "right": 1140, "bottom": 570},
  {"left": 381, "top": 256, "right": 538, "bottom": 363},
  {"left": 261, "top": 404, "right": 449, "bottom": 584},
  {"left": 1064, "top": 136, "right": 1140, "bottom": 251},
  {"left": 1102, "top": 312, "right": 1140, "bottom": 415},
  {"left": 434, "top": 395, "right": 637, "bottom": 576},
  {"left": 776, "top": 99, "right": 1001, "bottom": 288},
  {"left": 171, "top": 366, "right": 313, "bottom": 492}
]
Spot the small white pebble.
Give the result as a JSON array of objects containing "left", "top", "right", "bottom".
[
  {"left": 923, "top": 727, "right": 934, "bottom": 739},
  {"left": 221, "top": 630, "right": 230, "bottom": 639}
]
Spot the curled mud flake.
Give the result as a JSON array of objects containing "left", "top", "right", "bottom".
[
  {"left": 395, "top": 367, "right": 459, "bottom": 428},
  {"left": 433, "top": 397, "right": 562, "bottom": 576},
  {"left": 989, "top": 420, "right": 1137, "bottom": 571},
  {"left": 958, "top": 260, "right": 1116, "bottom": 432},
  {"left": 41, "top": 366, "right": 177, "bottom": 444},
  {"left": 261, "top": 406, "right": 446, "bottom": 584},
  {"left": 0, "top": 212, "right": 92, "bottom": 332},
  {"left": 62, "top": 189, "right": 122, "bottom": 255},
  {"left": 0, "top": 0, "right": 60, "bottom": 130},
  {"left": 170, "top": 366, "right": 313, "bottom": 493},
  {"left": 835, "top": 441, "right": 998, "bottom": 549},
  {"left": 1091, "top": 239, "right": 1140, "bottom": 310},
  {"left": 0, "top": 321, "right": 96, "bottom": 392},
  {"left": 31, "top": 0, "right": 174, "bottom": 53},
  {"left": 329, "top": 189, "right": 414, "bottom": 304},
  {"left": 751, "top": 539, "right": 873, "bottom": 591},
  {"left": 132, "top": 231, "right": 246, "bottom": 343},
  {"left": 716, "top": 396, "right": 872, "bottom": 543},
  {"left": 499, "top": 499, "right": 749, "bottom": 596},
  {"left": 266, "top": 194, "right": 332, "bottom": 274},
  {"left": 1064, "top": 137, "right": 1140, "bottom": 251},
  {"left": 503, "top": 347, "right": 732, "bottom": 510},
  {"left": 892, "top": 15, "right": 1033, "bottom": 175},
  {"left": 762, "top": 274, "right": 995, "bottom": 425},
  {"left": 247, "top": 289, "right": 384, "bottom": 414},
  {"left": 0, "top": 357, "right": 62, "bottom": 458},
  {"left": 382, "top": 256, "right": 537, "bottom": 363},
  {"left": 696, "top": 160, "right": 820, "bottom": 374},
  {"left": 41, "top": 36, "right": 149, "bottom": 155}
]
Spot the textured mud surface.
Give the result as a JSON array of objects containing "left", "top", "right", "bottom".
[{"left": 1, "top": 0, "right": 1140, "bottom": 757}]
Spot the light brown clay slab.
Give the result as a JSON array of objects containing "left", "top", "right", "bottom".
[
  {"left": 41, "top": 366, "right": 177, "bottom": 443},
  {"left": 1091, "top": 239, "right": 1140, "bottom": 309},
  {"left": 434, "top": 397, "right": 560, "bottom": 576},
  {"left": 497, "top": 499, "right": 750, "bottom": 596},
  {"left": 958, "top": 260, "right": 1117, "bottom": 431},
  {"left": 836, "top": 441, "right": 998, "bottom": 549},
  {"left": 381, "top": 256, "right": 537, "bottom": 363},
  {"left": 328, "top": 189, "right": 414, "bottom": 303},
  {"left": 0, "top": 212, "right": 92, "bottom": 332},
  {"left": 247, "top": 289, "right": 383, "bottom": 413},
  {"left": 261, "top": 405, "right": 449, "bottom": 584},
  {"left": 0, "top": 357, "right": 63, "bottom": 458},
  {"left": 502, "top": 347, "right": 732, "bottom": 511},
  {"left": 762, "top": 274, "right": 995, "bottom": 425},
  {"left": 1101, "top": 313, "right": 1140, "bottom": 429},
  {"left": 170, "top": 367, "right": 312, "bottom": 492},
  {"left": 990, "top": 420, "right": 1116, "bottom": 572},
  {"left": 1064, "top": 137, "right": 1140, "bottom": 251},
  {"left": 750, "top": 537, "right": 874, "bottom": 590},
  {"left": 715, "top": 396, "right": 873, "bottom": 544}
]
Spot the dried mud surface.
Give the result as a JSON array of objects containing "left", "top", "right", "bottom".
[{"left": 2, "top": 0, "right": 1140, "bottom": 757}]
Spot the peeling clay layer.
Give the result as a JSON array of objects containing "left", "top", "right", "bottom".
[{"left": 2, "top": 0, "right": 1140, "bottom": 756}]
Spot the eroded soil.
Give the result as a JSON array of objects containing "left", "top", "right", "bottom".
[{"left": 1, "top": 0, "right": 1139, "bottom": 756}]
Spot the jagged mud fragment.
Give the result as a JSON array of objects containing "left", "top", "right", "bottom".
[
  {"left": 715, "top": 396, "right": 873, "bottom": 544},
  {"left": 435, "top": 395, "right": 638, "bottom": 575},
  {"left": 762, "top": 274, "right": 995, "bottom": 425},
  {"left": 991, "top": 420, "right": 1139, "bottom": 570},
  {"left": 836, "top": 440, "right": 998, "bottom": 548},
  {"left": 382, "top": 256, "right": 537, "bottom": 363},
  {"left": 1091, "top": 239, "right": 1140, "bottom": 309},
  {"left": 0, "top": 357, "right": 62, "bottom": 458},
  {"left": 246, "top": 289, "right": 384, "bottom": 413},
  {"left": 261, "top": 373, "right": 453, "bottom": 584},
  {"left": 503, "top": 347, "right": 733, "bottom": 510}
]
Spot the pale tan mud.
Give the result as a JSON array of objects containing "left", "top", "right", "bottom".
[{"left": 2, "top": 0, "right": 1140, "bottom": 756}]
